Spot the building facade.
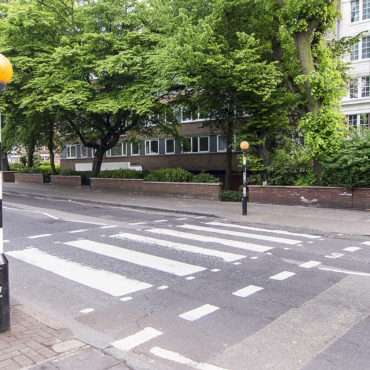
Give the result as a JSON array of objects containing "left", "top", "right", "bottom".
[{"left": 340, "top": 0, "right": 370, "bottom": 129}]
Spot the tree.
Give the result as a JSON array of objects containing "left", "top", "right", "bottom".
[{"left": 151, "top": 0, "right": 281, "bottom": 189}]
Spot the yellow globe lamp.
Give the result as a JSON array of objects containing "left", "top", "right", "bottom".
[
  {"left": 0, "top": 55, "right": 13, "bottom": 84},
  {"left": 240, "top": 141, "right": 249, "bottom": 150}
]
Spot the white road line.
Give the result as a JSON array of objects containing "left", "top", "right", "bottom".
[
  {"left": 100, "top": 225, "right": 118, "bottom": 229},
  {"left": 270, "top": 271, "right": 296, "bottom": 280},
  {"left": 110, "top": 233, "right": 246, "bottom": 262},
  {"left": 120, "top": 297, "right": 133, "bottom": 302},
  {"left": 179, "top": 224, "right": 300, "bottom": 245},
  {"left": 325, "top": 253, "right": 344, "bottom": 259},
  {"left": 80, "top": 308, "right": 94, "bottom": 314},
  {"left": 129, "top": 222, "right": 146, "bottom": 225},
  {"left": 111, "top": 327, "right": 163, "bottom": 352},
  {"left": 154, "top": 219, "right": 168, "bottom": 223},
  {"left": 179, "top": 304, "right": 219, "bottom": 321},
  {"left": 148, "top": 229, "right": 273, "bottom": 253},
  {"left": 7, "top": 248, "right": 152, "bottom": 297},
  {"left": 157, "top": 285, "right": 168, "bottom": 290},
  {"left": 299, "top": 261, "right": 322, "bottom": 269},
  {"left": 205, "top": 222, "right": 320, "bottom": 239},
  {"left": 65, "top": 240, "right": 206, "bottom": 277},
  {"left": 233, "top": 285, "right": 263, "bottom": 298},
  {"left": 319, "top": 267, "right": 370, "bottom": 277},
  {"left": 28, "top": 234, "right": 52, "bottom": 239},
  {"left": 68, "top": 229, "right": 88, "bottom": 234},
  {"left": 361, "top": 241, "right": 370, "bottom": 246},
  {"left": 150, "top": 347, "right": 226, "bottom": 370},
  {"left": 343, "top": 247, "right": 361, "bottom": 252},
  {"left": 175, "top": 218, "right": 188, "bottom": 221}
]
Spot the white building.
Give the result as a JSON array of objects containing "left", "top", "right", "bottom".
[{"left": 339, "top": 0, "right": 370, "bottom": 129}]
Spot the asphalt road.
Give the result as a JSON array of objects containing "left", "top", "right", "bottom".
[{"left": 3, "top": 192, "right": 370, "bottom": 370}]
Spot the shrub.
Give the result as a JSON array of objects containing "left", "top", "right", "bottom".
[
  {"left": 144, "top": 168, "right": 194, "bottom": 182},
  {"left": 59, "top": 169, "right": 80, "bottom": 176},
  {"left": 221, "top": 190, "right": 242, "bottom": 202},
  {"left": 192, "top": 172, "right": 219, "bottom": 183},
  {"left": 97, "top": 169, "right": 145, "bottom": 179},
  {"left": 321, "top": 129, "right": 370, "bottom": 188},
  {"left": 9, "top": 162, "right": 25, "bottom": 171}
]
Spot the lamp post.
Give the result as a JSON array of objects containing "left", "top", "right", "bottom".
[
  {"left": 0, "top": 54, "right": 13, "bottom": 332},
  {"left": 240, "top": 141, "right": 249, "bottom": 215}
]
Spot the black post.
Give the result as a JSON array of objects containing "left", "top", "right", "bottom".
[
  {"left": 242, "top": 149, "right": 247, "bottom": 215},
  {"left": 0, "top": 112, "right": 10, "bottom": 332}
]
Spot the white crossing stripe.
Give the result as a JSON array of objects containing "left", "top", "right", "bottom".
[
  {"left": 361, "top": 241, "right": 370, "bottom": 246},
  {"left": 179, "top": 304, "right": 219, "bottom": 321},
  {"left": 270, "top": 271, "right": 296, "bottom": 280},
  {"left": 299, "top": 261, "right": 322, "bottom": 269},
  {"left": 150, "top": 347, "right": 227, "bottom": 370},
  {"left": 111, "top": 327, "right": 163, "bottom": 351},
  {"left": 100, "top": 225, "right": 118, "bottom": 229},
  {"left": 179, "top": 224, "right": 301, "bottom": 245},
  {"left": 325, "top": 253, "right": 344, "bottom": 259},
  {"left": 28, "top": 234, "right": 52, "bottom": 239},
  {"left": 7, "top": 248, "right": 151, "bottom": 296},
  {"left": 68, "top": 229, "right": 88, "bottom": 234},
  {"left": 65, "top": 240, "right": 206, "bottom": 276},
  {"left": 233, "top": 285, "right": 263, "bottom": 297},
  {"left": 343, "top": 247, "right": 361, "bottom": 252},
  {"left": 110, "top": 233, "right": 246, "bottom": 262},
  {"left": 206, "top": 222, "right": 320, "bottom": 239},
  {"left": 148, "top": 228, "right": 273, "bottom": 253}
]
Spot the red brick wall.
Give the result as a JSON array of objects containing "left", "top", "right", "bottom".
[
  {"left": 90, "top": 178, "right": 221, "bottom": 200},
  {"left": 3, "top": 171, "right": 16, "bottom": 182},
  {"left": 15, "top": 173, "right": 44, "bottom": 184},
  {"left": 248, "top": 186, "right": 370, "bottom": 210},
  {"left": 50, "top": 175, "right": 82, "bottom": 187}
]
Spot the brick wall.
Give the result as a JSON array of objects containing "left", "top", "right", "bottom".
[
  {"left": 15, "top": 173, "right": 44, "bottom": 184},
  {"left": 50, "top": 175, "right": 82, "bottom": 187},
  {"left": 3, "top": 171, "right": 16, "bottom": 182},
  {"left": 249, "top": 186, "right": 370, "bottom": 210}
]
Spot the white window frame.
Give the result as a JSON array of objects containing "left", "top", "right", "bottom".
[
  {"left": 107, "top": 142, "right": 124, "bottom": 157},
  {"left": 80, "top": 145, "right": 88, "bottom": 158},
  {"left": 66, "top": 145, "right": 77, "bottom": 159},
  {"left": 362, "top": 36, "right": 370, "bottom": 59},
  {"left": 348, "top": 75, "right": 370, "bottom": 98},
  {"left": 182, "top": 136, "right": 210, "bottom": 153},
  {"left": 165, "top": 138, "right": 175, "bottom": 154},
  {"left": 145, "top": 139, "right": 159, "bottom": 155},
  {"left": 217, "top": 135, "right": 227, "bottom": 152},
  {"left": 350, "top": 0, "right": 370, "bottom": 22},
  {"left": 347, "top": 113, "right": 369, "bottom": 129}
]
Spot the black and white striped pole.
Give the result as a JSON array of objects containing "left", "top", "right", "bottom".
[
  {"left": 240, "top": 141, "right": 249, "bottom": 216},
  {"left": 0, "top": 54, "right": 13, "bottom": 332}
]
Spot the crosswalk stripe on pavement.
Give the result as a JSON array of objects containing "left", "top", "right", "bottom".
[
  {"left": 110, "top": 232, "right": 246, "bottom": 262},
  {"left": 7, "top": 248, "right": 152, "bottom": 296},
  {"left": 65, "top": 239, "right": 206, "bottom": 277}
]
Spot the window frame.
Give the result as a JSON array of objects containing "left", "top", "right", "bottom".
[
  {"left": 165, "top": 138, "right": 175, "bottom": 154},
  {"left": 217, "top": 135, "right": 227, "bottom": 152},
  {"left": 130, "top": 142, "right": 141, "bottom": 156},
  {"left": 144, "top": 139, "right": 159, "bottom": 155},
  {"left": 182, "top": 136, "right": 210, "bottom": 153},
  {"left": 66, "top": 144, "right": 77, "bottom": 159}
]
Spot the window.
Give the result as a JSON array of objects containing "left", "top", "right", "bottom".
[
  {"left": 364, "top": 0, "right": 370, "bottom": 19},
  {"left": 108, "top": 143, "right": 123, "bottom": 157},
  {"left": 350, "top": 79, "right": 358, "bottom": 98},
  {"left": 80, "top": 145, "right": 87, "bottom": 158},
  {"left": 360, "top": 113, "right": 369, "bottom": 126},
  {"left": 352, "top": 0, "right": 360, "bottom": 22},
  {"left": 131, "top": 142, "right": 140, "bottom": 156},
  {"left": 182, "top": 136, "right": 209, "bottom": 153},
  {"left": 66, "top": 145, "right": 77, "bottom": 158},
  {"left": 351, "top": 43, "right": 359, "bottom": 61},
  {"left": 145, "top": 140, "right": 159, "bottom": 155},
  {"left": 348, "top": 115, "right": 358, "bottom": 128},
  {"left": 217, "top": 136, "right": 227, "bottom": 152},
  {"left": 361, "top": 77, "right": 370, "bottom": 97},
  {"left": 165, "top": 139, "right": 175, "bottom": 154},
  {"left": 362, "top": 37, "right": 370, "bottom": 59}
]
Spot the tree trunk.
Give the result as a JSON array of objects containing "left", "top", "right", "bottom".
[
  {"left": 92, "top": 148, "right": 104, "bottom": 177},
  {"left": 26, "top": 145, "right": 35, "bottom": 168},
  {"left": 224, "top": 119, "right": 234, "bottom": 191},
  {"left": 257, "top": 130, "right": 269, "bottom": 182},
  {"left": 48, "top": 126, "right": 56, "bottom": 175}
]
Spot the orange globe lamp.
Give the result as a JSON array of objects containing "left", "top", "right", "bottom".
[
  {"left": 240, "top": 141, "right": 249, "bottom": 150},
  {"left": 0, "top": 55, "right": 13, "bottom": 92}
]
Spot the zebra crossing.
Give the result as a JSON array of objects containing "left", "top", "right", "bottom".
[{"left": 6, "top": 218, "right": 369, "bottom": 369}]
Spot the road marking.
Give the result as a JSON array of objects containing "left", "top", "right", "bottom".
[
  {"left": 319, "top": 267, "right": 370, "bottom": 277},
  {"left": 250, "top": 256, "right": 259, "bottom": 260},
  {"left": 100, "top": 225, "right": 118, "bottom": 229},
  {"left": 154, "top": 219, "right": 167, "bottom": 223},
  {"left": 233, "top": 285, "right": 263, "bottom": 298},
  {"left": 205, "top": 222, "right": 320, "bottom": 239},
  {"left": 148, "top": 229, "right": 273, "bottom": 253},
  {"left": 175, "top": 218, "right": 188, "bottom": 221},
  {"left": 179, "top": 304, "right": 219, "bottom": 321},
  {"left": 111, "top": 327, "right": 163, "bottom": 352},
  {"left": 120, "top": 296, "right": 133, "bottom": 302},
  {"left": 68, "top": 229, "right": 88, "bottom": 234},
  {"left": 28, "top": 234, "right": 52, "bottom": 239},
  {"left": 325, "top": 253, "right": 344, "bottom": 259},
  {"left": 80, "top": 308, "right": 94, "bottom": 314},
  {"left": 157, "top": 285, "right": 168, "bottom": 290},
  {"left": 211, "top": 269, "right": 220, "bottom": 272},
  {"left": 270, "top": 271, "right": 296, "bottom": 280},
  {"left": 361, "top": 241, "right": 370, "bottom": 246},
  {"left": 179, "top": 224, "right": 301, "bottom": 245},
  {"left": 65, "top": 240, "right": 206, "bottom": 276},
  {"left": 110, "top": 233, "right": 246, "bottom": 262},
  {"left": 129, "top": 222, "right": 146, "bottom": 226},
  {"left": 150, "top": 347, "right": 226, "bottom": 370},
  {"left": 233, "top": 262, "right": 241, "bottom": 265},
  {"left": 343, "top": 247, "right": 361, "bottom": 252},
  {"left": 7, "top": 248, "right": 152, "bottom": 297},
  {"left": 185, "top": 276, "right": 196, "bottom": 280},
  {"left": 299, "top": 261, "right": 322, "bottom": 269}
]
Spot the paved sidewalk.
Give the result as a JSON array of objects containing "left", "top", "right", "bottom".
[
  {"left": 4, "top": 182, "right": 370, "bottom": 235},
  {"left": 0, "top": 303, "right": 129, "bottom": 370}
]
